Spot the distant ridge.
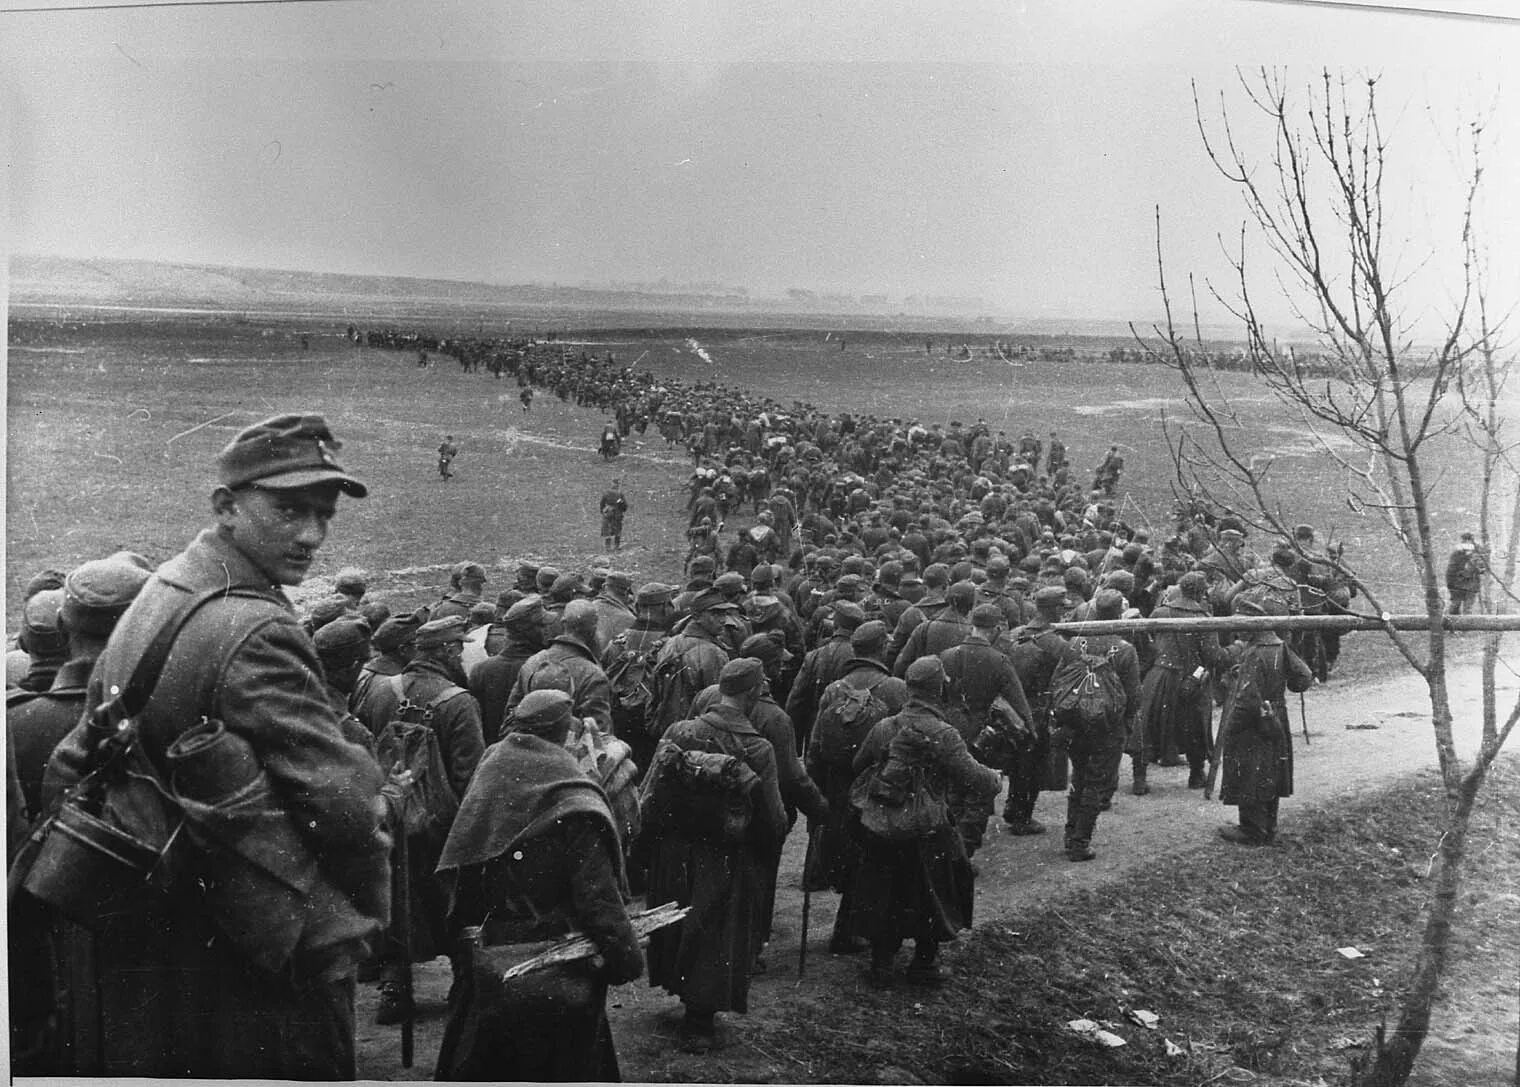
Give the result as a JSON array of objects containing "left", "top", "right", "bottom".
[{"left": 7, "top": 254, "right": 1243, "bottom": 340}]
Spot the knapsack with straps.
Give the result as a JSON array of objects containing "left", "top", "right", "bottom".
[
  {"left": 605, "top": 632, "right": 665, "bottom": 731},
  {"left": 375, "top": 675, "right": 463, "bottom": 839},
  {"left": 812, "top": 674, "right": 891, "bottom": 766},
  {"left": 1049, "top": 636, "right": 1123, "bottom": 734}
]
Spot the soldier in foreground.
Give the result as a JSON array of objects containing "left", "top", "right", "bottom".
[{"left": 41, "top": 413, "right": 390, "bottom": 1078}]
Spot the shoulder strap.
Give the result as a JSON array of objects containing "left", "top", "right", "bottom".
[
  {"left": 428, "top": 684, "right": 469, "bottom": 709},
  {"left": 92, "top": 587, "right": 247, "bottom": 733}
]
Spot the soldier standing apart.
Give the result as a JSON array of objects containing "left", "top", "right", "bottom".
[
  {"left": 42, "top": 413, "right": 390, "bottom": 1078},
  {"left": 438, "top": 434, "right": 460, "bottom": 480},
  {"left": 1216, "top": 595, "right": 1313, "bottom": 845},
  {"left": 601, "top": 478, "right": 630, "bottom": 553},
  {"left": 1445, "top": 531, "right": 1485, "bottom": 615}
]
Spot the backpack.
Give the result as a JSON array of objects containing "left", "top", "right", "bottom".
[
  {"left": 605, "top": 633, "right": 665, "bottom": 732},
  {"left": 646, "top": 645, "right": 708, "bottom": 738},
  {"left": 1049, "top": 636, "right": 1123, "bottom": 733},
  {"left": 812, "top": 675, "right": 891, "bottom": 766},
  {"left": 644, "top": 718, "right": 756, "bottom": 845},
  {"left": 375, "top": 675, "right": 464, "bottom": 839}
]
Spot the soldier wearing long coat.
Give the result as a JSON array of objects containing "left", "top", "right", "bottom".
[
  {"left": 1132, "top": 572, "right": 1229, "bottom": 792},
  {"left": 638, "top": 659, "right": 788, "bottom": 1053},
  {"left": 42, "top": 415, "right": 389, "bottom": 1078},
  {"left": 1217, "top": 597, "right": 1314, "bottom": 846}
]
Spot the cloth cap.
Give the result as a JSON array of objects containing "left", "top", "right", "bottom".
[
  {"left": 218, "top": 413, "right": 367, "bottom": 496},
  {"left": 690, "top": 588, "right": 739, "bottom": 613},
  {"left": 21, "top": 587, "right": 63, "bottom": 634},
  {"left": 334, "top": 568, "right": 367, "bottom": 595},
  {"left": 511, "top": 689, "right": 575, "bottom": 735},
  {"left": 358, "top": 600, "right": 391, "bottom": 629},
  {"left": 313, "top": 618, "right": 371, "bottom": 665},
  {"left": 1178, "top": 571, "right": 1208, "bottom": 600},
  {"left": 850, "top": 620, "right": 889, "bottom": 654},
  {"left": 1034, "top": 585, "right": 1067, "bottom": 611},
  {"left": 923, "top": 563, "right": 951, "bottom": 588},
  {"left": 876, "top": 560, "right": 902, "bottom": 586},
  {"left": 549, "top": 572, "right": 584, "bottom": 598},
  {"left": 840, "top": 555, "right": 866, "bottom": 575},
  {"left": 905, "top": 656, "right": 947, "bottom": 691},
  {"left": 417, "top": 615, "right": 468, "bottom": 648},
  {"left": 468, "top": 601, "right": 497, "bottom": 625},
  {"left": 535, "top": 566, "right": 561, "bottom": 591},
  {"left": 61, "top": 552, "right": 153, "bottom": 635},
  {"left": 718, "top": 657, "right": 765, "bottom": 695},
  {"left": 503, "top": 595, "right": 546, "bottom": 627},
  {"left": 740, "top": 632, "right": 789, "bottom": 665},
  {"left": 970, "top": 603, "right": 1004, "bottom": 628},
  {"left": 373, "top": 614, "right": 421, "bottom": 652},
  {"left": 1094, "top": 589, "right": 1126, "bottom": 619},
  {"left": 986, "top": 555, "right": 1010, "bottom": 575},
  {"left": 453, "top": 561, "right": 487, "bottom": 584},
  {"left": 688, "top": 554, "right": 717, "bottom": 574},
  {"left": 605, "top": 570, "right": 634, "bottom": 590},
  {"left": 308, "top": 594, "right": 352, "bottom": 629},
  {"left": 23, "top": 569, "right": 68, "bottom": 600},
  {"left": 831, "top": 600, "right": 867, "bottom": 631},
  {"left": 495, "top": 589, "right": 521, "bottom": 609},
  {"left": 946, "top": 580, "right": 977, "bottom": 611},
  {"left": 635, "top": 582, "right": 678, "bottom": 609},
  {"left": 749, "top": 564, "right": 775, "bottom": 586},
  {"left": 713, "top": 571, "right": 747, "bottom": 595},
  {"left": 1063, "top": 566, "right": 1089, "bottom": 589}
]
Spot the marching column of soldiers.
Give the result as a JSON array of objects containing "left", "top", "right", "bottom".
[{"left": 9, "top": 323, "right": 1441, "bottom": 1080}]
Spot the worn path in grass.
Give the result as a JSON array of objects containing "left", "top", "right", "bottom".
[{"left": 358, "top": 656, "right": 1516, "bottom": 1083}]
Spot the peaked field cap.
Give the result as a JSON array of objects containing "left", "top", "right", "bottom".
[
  {"left": 905, "top": 656, "right": 947, "bottom": 688},
  {"left": 417, "top": 615, "right": 468, "bottom": 647},
  {"left": 636, "top": 582, "right": 678, "bottom": 608},
  {"left": 512, "top": 689, "right": 575, "bottom": 734},
  {"left": 504, "top": 594, "right": 546, "bottom": 624},
  {"left": 219, "top": 413, "right": 367, "bottom": 496},
  {"left": 690, "top": 588, "right": 738, "bottom": 613},
  {"left": 971, "top": 603, "right": 1004, "bottom": 627},
  {"left": 373, "top": 614, "right": 421, "bottom": 651},
  {"left": 719, "top": 657, "right": 765, "bottom": 694},
  {"left": 313, "top": 617, "right": 371, "bottom": 661},
  {"left": 850, "top": 620, "right": 889, "bottom": 653},
  {"left": 63, "top": 552, "right": 153, "bottom": 614},
  {"left": 1034, "top": 585, "right": 1067, "bottom": 610}
]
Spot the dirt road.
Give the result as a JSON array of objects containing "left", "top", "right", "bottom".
[{"left": 356, "top": 656, "right": 1515, "bottom": 1082}]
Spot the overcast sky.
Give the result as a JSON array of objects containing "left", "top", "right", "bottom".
[{"left": 3, "top": 1, "right": 1516, "bottom": 324}]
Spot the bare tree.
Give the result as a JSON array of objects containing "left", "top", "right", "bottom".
[{"left": 1134, "top": 68, "right": 1518, "bottom": 1086}]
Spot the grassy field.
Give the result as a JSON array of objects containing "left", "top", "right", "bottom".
[{"left": 6, "top": 308, "right": 1486, "bottom": 636}]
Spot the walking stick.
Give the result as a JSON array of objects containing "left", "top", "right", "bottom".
[
  {"left": 1299, "top": 691, "right": 1311, "bottom": 747},
  {"left": 396, "top": 822, "right": 414, "bottom": 1069},
  {"left": 798, "top": 823, "right": 816, "bottom": 979}
]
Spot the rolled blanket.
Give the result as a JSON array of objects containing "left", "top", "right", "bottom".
[{"left": 167, "top": 719, "right": 380, "bottom": 980}]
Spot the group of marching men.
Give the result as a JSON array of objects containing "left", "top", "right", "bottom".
[{"left": 5, "top": 324, "right": 1361, "bottom": 1080}]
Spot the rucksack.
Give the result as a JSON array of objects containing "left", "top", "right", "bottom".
[
  {"left": 605, "top": 633, "right": 665, "bottom": 727},
  {"left": 812, "top": 675, "right": 891, "bottom": 766},
  {"left": 376, "top": 675, "right": 464, "bottom": 840},
  {"left": 1049, "top": 636, "right": 1123, "bottom": 733},
  {"left": 643, "top": 718, "right": 756, "bottom": 845},
  {"left": 646, "top": 645, "right": 709, "bottom": 738}
]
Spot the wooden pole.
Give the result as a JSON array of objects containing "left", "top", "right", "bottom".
[{"left": 1050, "top": 614, "right": 1520, "bottom": 636}]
